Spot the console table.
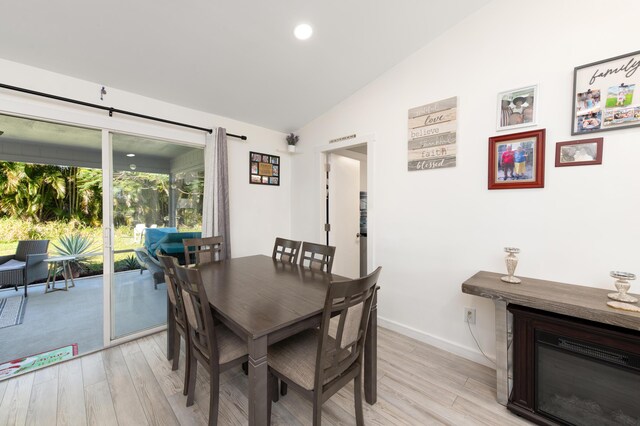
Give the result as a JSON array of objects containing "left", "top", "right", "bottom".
[{"left": 461, "top": 271, "right": 640, "bottom": 405}]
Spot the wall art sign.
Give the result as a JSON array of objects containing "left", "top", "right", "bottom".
[
  {"left": 488, "top": 129, "right": 545, "bottom": 190},
  {"left": 407, "top": 96, "right": 457, "bottom": 171},
  {"left": 555, "top": 138, "right": 603, "bottom": 167},
  {"left": 496, "top": 85, "right": 537, "bottom": 131},
  {"left": 572, "top": 50, "right": 640, "bottom": 135},
  {"left": 249, "top": 151, "right": 280, "bottom": 186}
]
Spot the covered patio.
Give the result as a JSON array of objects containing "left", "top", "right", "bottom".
[{"left": 0, "top": 269, "right": 166, "bottom": 365}]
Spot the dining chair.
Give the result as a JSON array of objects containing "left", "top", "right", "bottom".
[
  {"left": 158, "top": 254, "right": 191, "bottom": 394},
  {"left": 299, "top": 242, "right": 336, "bottom": 273},
  {"left": 174, "top": 263, "right": 248, "bottom": 426},
  {"left": 272, "top": 237, "right": 302, "bottom": 264},
  {"left": 266, "top": 266, "right": 382, "bottom": 426},
  {"left": 183, "top": 236, "right": 223, "bottom": 267}
]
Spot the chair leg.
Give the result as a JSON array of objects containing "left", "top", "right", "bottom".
[
  {"left": 280, "top": 382, "right": 287, "bottom": 396},
  {"left": 183, "top": 335, "right": 191, "bottom": 396},
  {"left": 354, "top": 373, "right": 364, "bottom": 426},
  {"left": 242, "top": 361, "right": 248, "bottom": 375},
  {"left": 186, "top": 353, "right": 197, "bottom": 407},
  {"left": 171, "top": 331, "right": 181, "bottom": 371},
  {"left": 24, "top": 283, "right": 28, "bottom": 297},
  {"left": 209, "top": 369, "right": 220, "bottom": 426}
]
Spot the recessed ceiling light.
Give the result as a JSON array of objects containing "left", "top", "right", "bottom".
[
  {"left": 126, "top": 153, "right": 135, "bottom": 157},
  {"left": 294, "top": 23, "right": 313, "bottom": 40}
]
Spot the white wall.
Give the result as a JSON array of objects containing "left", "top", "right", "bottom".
[
  {"left": 291, "top": 0, "right": 640, "bottom": 366},
  {"left": 0, "top": 58, "right": 291, "bottom": 258}
]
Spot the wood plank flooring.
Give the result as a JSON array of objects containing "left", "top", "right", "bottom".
[{"left": 0, "top": 327, "right": 532, "bottom": 425}]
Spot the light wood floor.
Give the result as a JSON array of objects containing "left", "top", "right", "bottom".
[{"left": 0, "top": 327, "right": 532, "bottom": 425}]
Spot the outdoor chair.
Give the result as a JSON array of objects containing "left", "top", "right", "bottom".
[
  {"left": 0, "top": 240, "right": 49, "bottom": 297},
  {"left": 267, "top": 266, "right": 382, "bottom": 426}
]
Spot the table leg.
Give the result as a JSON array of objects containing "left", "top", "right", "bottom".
[
  {"left": 248, "top": 336, "right": 268, "bottom": 426},
  {"left": 44, "top": 263, "right": 54, "bottom": 293},
  {"left": 364, "top": 292, "right": 378, "bottom": 404},
  {"left": 494, "top": 300, "right": 510, "bottom": 405},
  {"left": 67, "top": 261, "right": 76, "bottom": 289}
]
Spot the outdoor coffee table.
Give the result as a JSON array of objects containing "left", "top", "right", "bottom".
[{"left": 44, "top": 255, "right": 77, "bottom": 293}]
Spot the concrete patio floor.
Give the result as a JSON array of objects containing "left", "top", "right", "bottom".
[{"left": 0, "top": 269, "right": 167, "bottom": 364}]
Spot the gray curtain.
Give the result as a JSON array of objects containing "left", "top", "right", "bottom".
[{"left": 216, "top": 127, "right": 231, "bottom": 259}]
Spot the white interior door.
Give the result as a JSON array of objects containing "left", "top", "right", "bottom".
[{"left": 328, "top": 153, "right": 360, "bottom": 278}]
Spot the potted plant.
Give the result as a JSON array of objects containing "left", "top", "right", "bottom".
[
  {"left": 286, "top": 133, "right": 299, "bottom": 153},
  {"left": 52, "top": 234, "right": 98, "bottom": 278}
]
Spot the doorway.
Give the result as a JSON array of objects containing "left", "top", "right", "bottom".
[{"left": 323, "top": 141, "right": 370, "bottom": 278}]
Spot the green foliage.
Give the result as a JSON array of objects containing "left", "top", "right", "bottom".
[
  {"left": 52, "top": 234, "right": 99, "bottom": 274},
  {"left": 114, "top": 255, "right": 140, "bottom": 272}
]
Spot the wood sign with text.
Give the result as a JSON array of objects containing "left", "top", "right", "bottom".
[{"left": 407, "top": 96, "right": 457, "bottom": 171}]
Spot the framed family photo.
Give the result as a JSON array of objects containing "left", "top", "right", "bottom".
[
  {"left": 555, "top": 138, "right": 603, "bottom": 167},
  {"left": 249, "top": 151, "right": 280, "bottom": 186},
  {"left": 488, "top": 129, "right": 545, "bottom": 190},
  {"left": 572, "top": 50, "right": 640, "bottom": 135},
  {"left": 496, "top": 85, "right": 538, "bottom": 131}
]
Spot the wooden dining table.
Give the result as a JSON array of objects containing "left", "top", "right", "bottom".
[{"left": 186, "top": 254, "right": 378, "bottom": 426}]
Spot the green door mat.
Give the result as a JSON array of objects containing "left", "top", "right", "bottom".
[{"left": 0, "top": 344, "right": 78, "bottom": 380}]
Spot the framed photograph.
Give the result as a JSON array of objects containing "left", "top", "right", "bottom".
[
  {"left": 572, "top": 50, "right": 640, "bottom": 135},
  {"left": 488, "top": 129, "right": 545, "bottom": 190},
  {"left": 249, "top": 151, "right": 280, "bottom": 186},
  {"left": 496, "top": 85, "right": 537, "bottom": 131},
  {"left": 555, "top": 138, "right": 603, "bottom": 167}
]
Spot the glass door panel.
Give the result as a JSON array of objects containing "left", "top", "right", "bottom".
[{"left": 110, "top": 133, "right": 204, "bottom": 339}]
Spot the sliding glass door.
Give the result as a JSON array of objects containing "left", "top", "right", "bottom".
[{"left": 108, "top": 132, "right": 204, "bottom": 340}]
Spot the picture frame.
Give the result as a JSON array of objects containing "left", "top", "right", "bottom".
[
  {"left": 572, "top": 50, "right": 640, "bottom": 135},
  {"left": 488, "top": 129, "right": 545, "bottom": 190},
  {"left": 496, "top": 85, "right": 538, "bottom": 131},
  {"left": 249, "top": 151, "right": 280, "bottom": 186},
  {"left": 555, "top": 138, "right": 603, "bottom": 167}
]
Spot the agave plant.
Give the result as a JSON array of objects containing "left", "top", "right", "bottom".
[
  {"left": 122, "top": 255, "right": 140, "bottom": 271},
  {"left": 52, "top": 234, "right": 98, "bottom": 277}
]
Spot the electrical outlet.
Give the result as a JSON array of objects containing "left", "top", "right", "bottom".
[{"left": 464, "top": 307, "right": 476, "bottom": 324}]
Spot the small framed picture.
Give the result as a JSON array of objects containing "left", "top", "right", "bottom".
[
  {"left": 488, "top": 129, "right": 545, "bottom": 190},
  {"left": 497, "top": 85, "right": 538, "bottom": 131},
  {"left": 555, "top": 138, "right": 603, "bottom": 167}
]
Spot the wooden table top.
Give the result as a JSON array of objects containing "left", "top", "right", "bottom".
[
  {"left": 197, "top": 255, "right": 347, "bottom": 339},
  {"left": 462, "top": 270, "right": 640, "bottom": 331}
]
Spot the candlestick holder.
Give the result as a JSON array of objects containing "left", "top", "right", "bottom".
[
  {"left": 608, "top": 271, "right": 637, "bottom": 303},
  {"left": 501, "top": 247, "right": 521, "bottom": 284}
]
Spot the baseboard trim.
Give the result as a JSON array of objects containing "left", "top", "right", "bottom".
[{"left": 378, "top": 316, "right": 496, "bottom": 369}]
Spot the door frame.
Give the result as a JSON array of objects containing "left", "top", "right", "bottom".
[
  {"left": 316, "top": 134, "right": 375, "bottom": 277},
  {"left": 0, "top": 98, "right": 207, "bottom": 349}
]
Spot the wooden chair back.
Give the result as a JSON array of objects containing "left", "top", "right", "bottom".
[
  {"left": 272, "top": 237, "right": 301, "bottom": 264},
  {"left": 174, "top": 264, "right": 220, "bottom": 364},
  {"left": 158, "top": 254, "right": 186, "bottom": 328},
  {"left": 183, "top": 236, "right": 223, "bottom": 267},
  {"left": 315, "top": 267, "right": 381, "bottom": 389},
  {"left": 299, "top": 242, "right": 336, "bottom": 273}
]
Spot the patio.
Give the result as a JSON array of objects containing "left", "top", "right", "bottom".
[{"left": 0, "top": 269, "right": 166, "bottom": 365}]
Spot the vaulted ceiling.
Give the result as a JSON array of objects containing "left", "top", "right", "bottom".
[{"left": 0, "top": 0, "right": 490, "bottom": 132}]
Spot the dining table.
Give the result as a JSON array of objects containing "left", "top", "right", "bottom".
[{"left": 178, "top": 254, "right": 378, "bottom": 426}]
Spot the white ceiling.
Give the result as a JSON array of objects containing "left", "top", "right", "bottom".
[{"left": 0, "top": 0, "right": 490, "bottom": 133}]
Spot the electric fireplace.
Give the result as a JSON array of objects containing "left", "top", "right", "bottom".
[{"left": 508, "top": 305, "right": 640, "bottom": 426}]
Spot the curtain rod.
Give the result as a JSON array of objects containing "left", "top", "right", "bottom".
[{"left": 0, "top": 83, "right": 248, "bottom": 140}]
